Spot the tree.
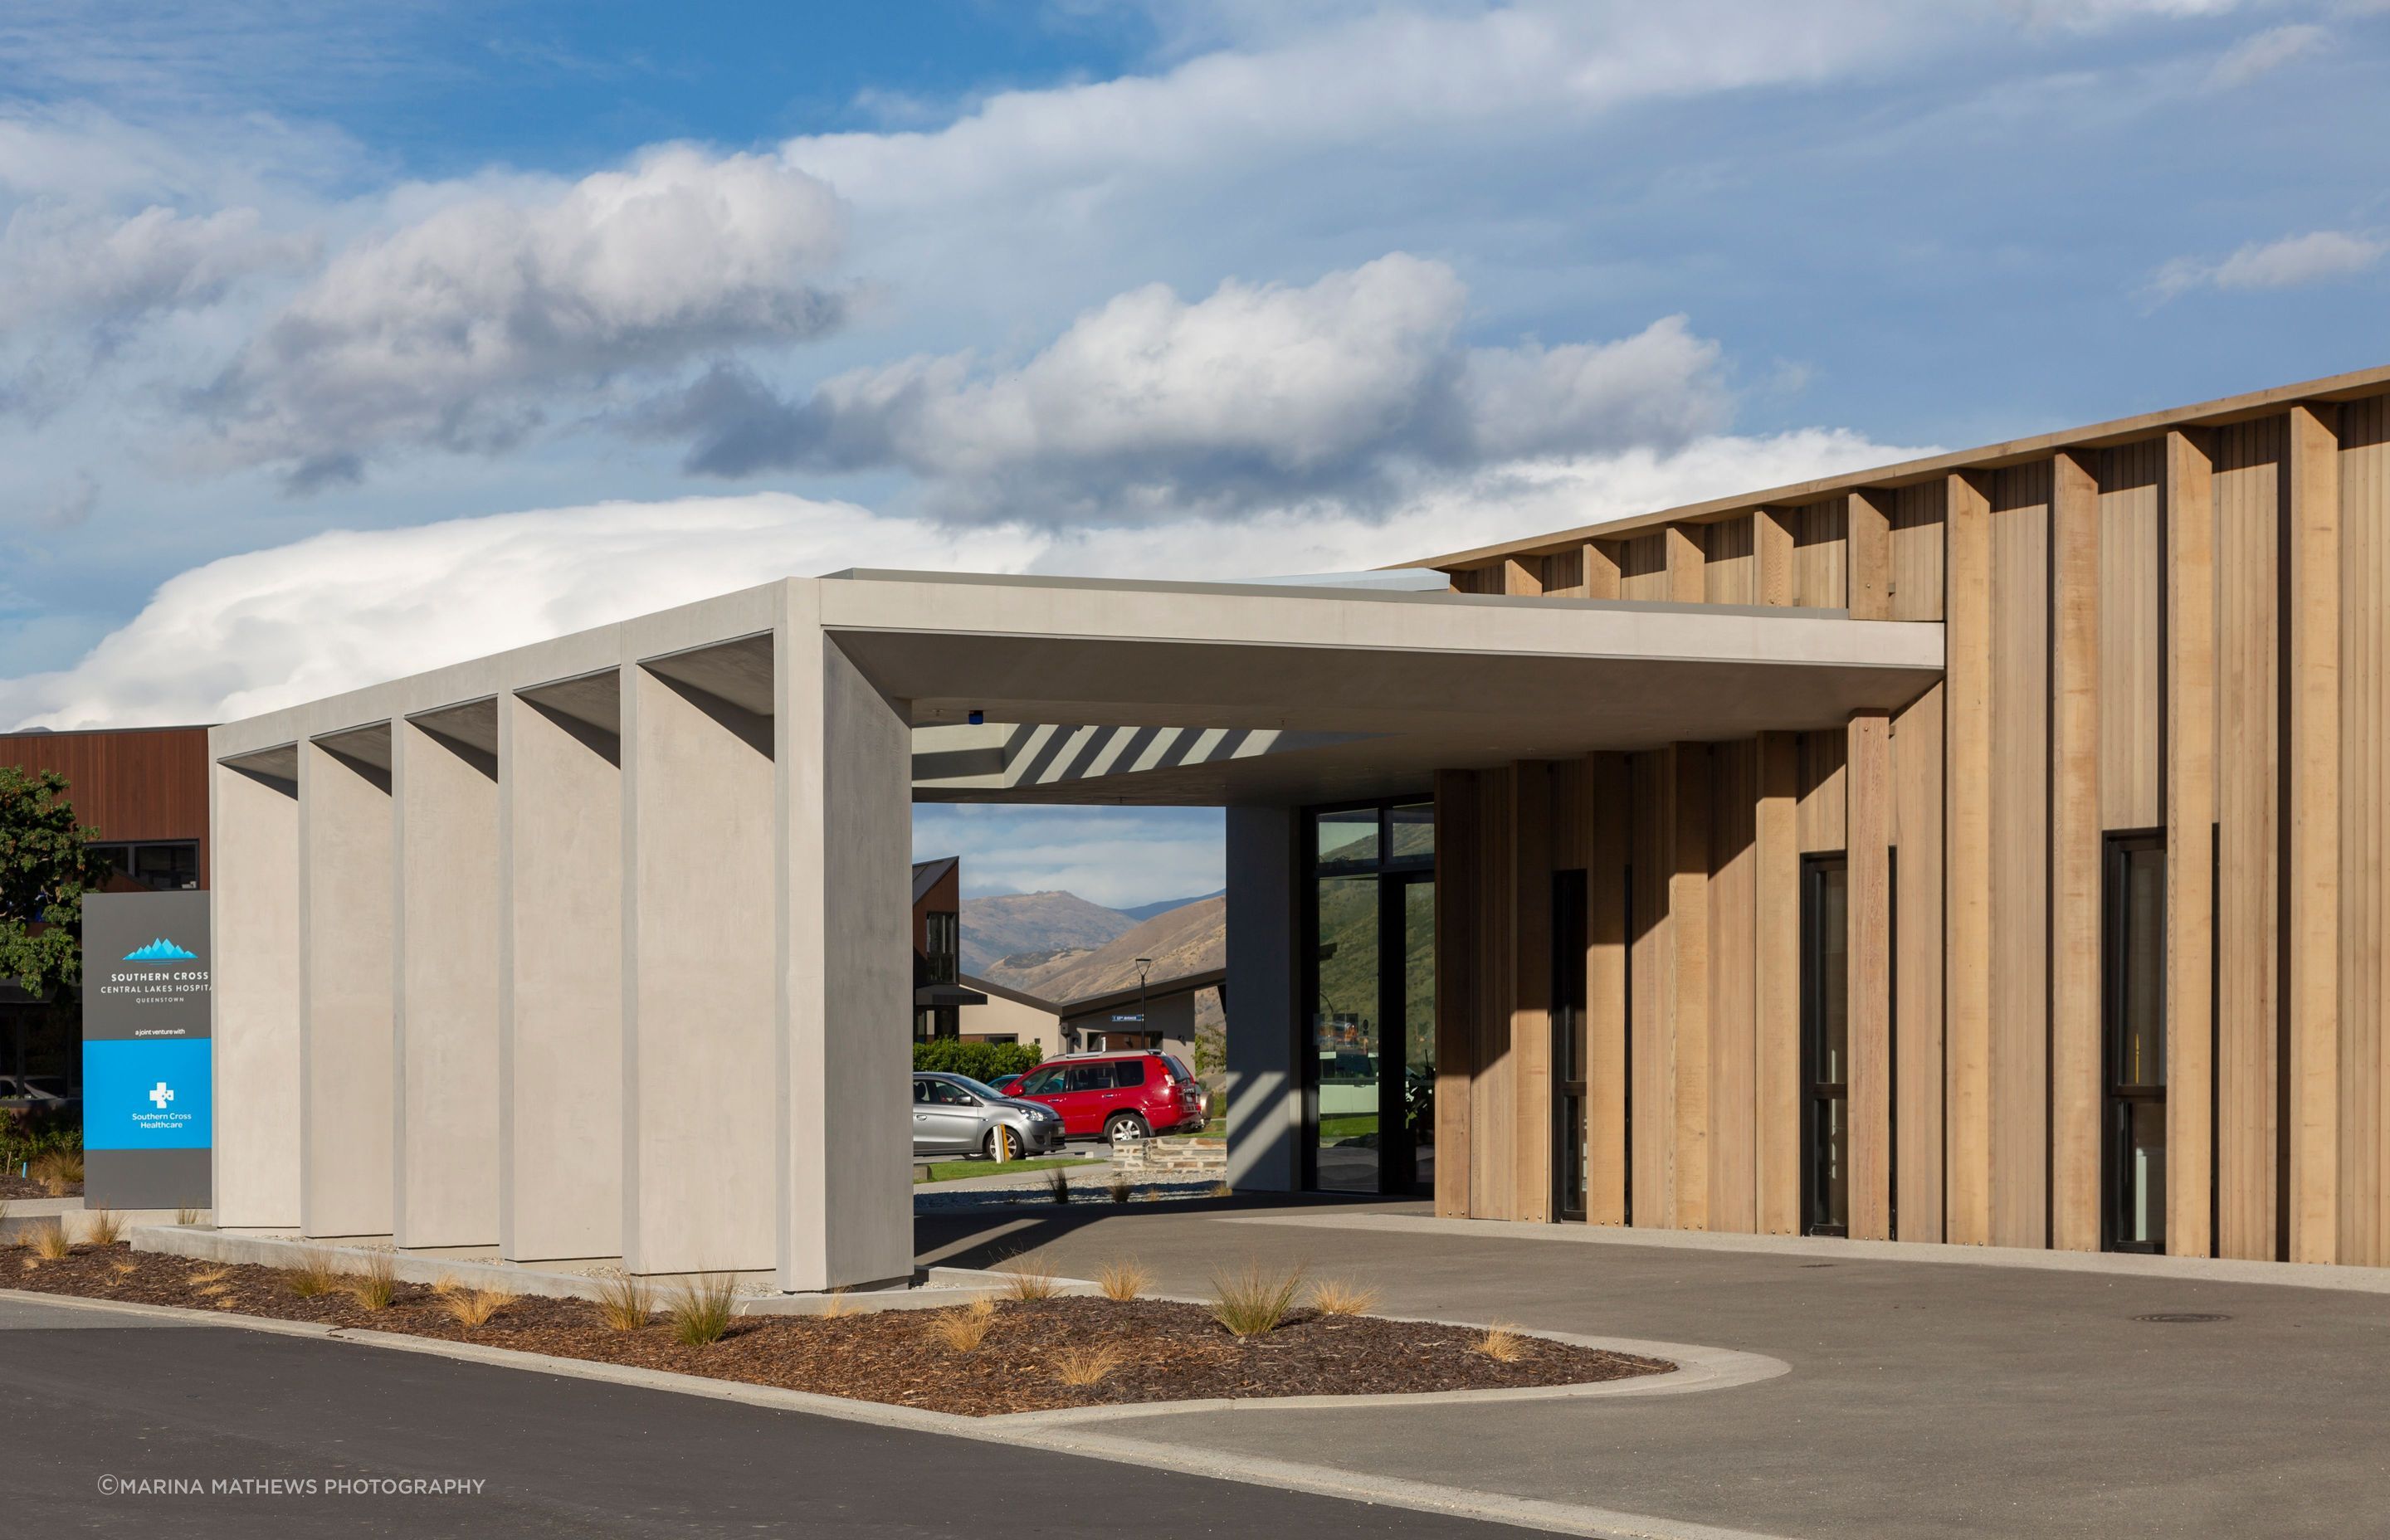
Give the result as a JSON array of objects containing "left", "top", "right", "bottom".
[{"left": 0, "top": 767, "right": 105, "bottom": 997}]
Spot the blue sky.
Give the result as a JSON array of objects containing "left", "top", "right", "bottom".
[{"left": 0, "top": 1, "right": 2383, "bottom": 904}]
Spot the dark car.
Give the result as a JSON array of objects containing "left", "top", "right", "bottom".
[{"left": 1007, "top": 1051, "right": 1205, "bottom": 1144}]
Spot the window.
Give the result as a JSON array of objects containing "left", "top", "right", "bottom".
[
  {"left": 89, "top": 841, "right": 200, "bottom": 892},
  {"left": 2104, "top": 833, "right": 2167, "bottom": 1253},
  {"left": 1110, "top": 1059, "right": 1147, "bottom": 1087},
  {"left": 1553, "top": 870, "right": 1589, "bottom": 1222},
  {"left": 924, "top": 1079, "right": 977, "bottom": 1106},
  {"left": 1802, "top": 855, "right": 1850, "bottom": 1237},
  {"left": 924, "top": 910, "right": 958, "bottom": 985},
  {"left": 1019, "top": 1066, "right": 1065, "bottom": 1095}
]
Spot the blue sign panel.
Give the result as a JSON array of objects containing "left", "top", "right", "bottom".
[{"left": 84, "top": 1038, "right": 212, "bottom": 1152}]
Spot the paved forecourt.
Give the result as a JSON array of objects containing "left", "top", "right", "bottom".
[
  {"left": 915, "top": 1194, "right": 2390, "bottom": 1540},
  {"left": 1, "top": 1289, "right": 1551, "bottom": 1540}
]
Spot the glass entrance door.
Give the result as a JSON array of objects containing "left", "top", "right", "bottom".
[{"left": 1306, "top": 800, "right": 1434, "bottom": 1196}]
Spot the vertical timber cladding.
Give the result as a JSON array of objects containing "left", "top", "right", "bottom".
[
  {"left": 1989, "top": 460, "right": 2052, "bottom": 1250},
  {"left": 1432, "top": 770, "right": 1476, "bottom": 1219},
  {"left": 2340, "top": 397, "right": 2390, "bottom": 1266},
  {"left": 2164, "top": 430, "right": 2218, "bottom": 1259},
  {"left": 2214, "top": 417, "right": 2283, "bottom": 1260}
]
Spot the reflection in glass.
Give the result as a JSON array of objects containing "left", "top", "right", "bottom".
[
  {"left": 1389, "top": 802, "right": 1436, "bottom": 862},
  {"left": 1404, "top": 879, "right": 1436, "bottom": 1192},
  {"left": 2105, "top": 835, "right": 2167, "bottom": 1251},
  {"left": 1315, "top": 810, "right": 1379, "bottom": 868},
  {"left": 1314, "top": 875, "right": 1381, "bottom": 1193},
  {"left": 1804, "top": 857, "right": 1849, "bottom": 1235}
]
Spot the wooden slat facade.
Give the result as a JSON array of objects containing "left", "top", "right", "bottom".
[
  {"left": 0, "top": 726, "right": 212, "bottom": 888},
  {"left": 1418, "top": 373, "right": 2390, "bottom": 1271}
]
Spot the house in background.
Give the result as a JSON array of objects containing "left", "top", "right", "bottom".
[
  {"left": 954, "top": 965, "right": 1224, "bottom": 1067},
  {"left": 910, "top": 855, "right": 983, "bottom": 1040}
]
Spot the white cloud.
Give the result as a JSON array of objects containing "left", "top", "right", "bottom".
[
  {"left": 653, "top": 254, "right": 1730, "bottom": 524},
  {"left": 0, "top": 423, "right": 1924, "bottom": 731},
  {"left": 197, "top": 144, "right": 850, "bottom": 488},
  {"left": 2207, "top": 22, "right": 2328, "bottom": 86},
  {"left": 0, "top": 200, "right": 310, "bottom": 332},
  {"left": 2149, "top": 227, "right": 2387, "bottom": 299}
]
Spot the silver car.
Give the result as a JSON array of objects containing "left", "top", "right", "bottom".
[{"left": 911, "top": 1071, "right": 1065, "bottom": 1162}]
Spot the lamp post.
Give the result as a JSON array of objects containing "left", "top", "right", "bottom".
[{"left": 1135, "top": 956, "right": 1153, "bottom": 1045}]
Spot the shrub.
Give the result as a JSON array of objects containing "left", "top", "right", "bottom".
[
  {"left": 1096, "top": 1257, "right": 1152, "bottom": 1302},
  {"left": 1207, "top": 1260, "right": 1303, "bottom": 1339},
  {"left": 285, "top": 1250, "right": 339, "bottom": 1298},
  {"left": 667, "top": 1275, "right": 738, "bottom": 1346},
  {"left": 1305, "top": 1278, "right": 1382, "bottom": 1318},
  {"left": 1054, "top": 1343, "right": 1124, "bottom": 1387},
  {"left": 1474, "top": 1323, "right": 1526, "bottom": 1363},
  {"left": 910, "top": 1040, "right": 1043, "bottom": 1083},
  {"left": 593, "top": 1274, "right": 651, "bottom": 1333},
  {"left": 84, "top": 1209, "right": 124, "bottom": 1247},
  {"left": 344, "top": 1252, "right": 399, "bottom": 1310}
]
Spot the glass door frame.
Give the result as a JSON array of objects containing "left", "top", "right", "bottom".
[
  {"left": 1800, "top": 852, "right": 1850, "bottom": 1238},
  {"left": 1300, "top": 796, "right": 1435, "bottom": 1196}
]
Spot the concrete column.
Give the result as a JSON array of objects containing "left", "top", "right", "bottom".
[
  {"left": 778, "top": 604, "right": 915, "bottom": 1292},
  {"left": 1226, "top": 804, "right": 1300, "bottom": 1192},
  {"left": 300, "top": 733, "right": 395, "bottom": 1238},
  {"left": 623, "top": 657, "right": 777, "bottom": 1275},
  {"left": 500, "top": 688, "right": 622, "bottom": 1262},
  {"left": 392, "top": 711, "right": 500, "bottom": 1248},
  {"left": 212, "top": 756, "right": 300, "bottom": 1228}
]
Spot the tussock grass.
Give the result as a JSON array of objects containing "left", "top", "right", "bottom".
[
  {"left": 1305, "top": 1278, "right": 1382, "bottom": 1318},
  {"left": 174, "top": 1206, "right": 203, "bottom": 1226},
  {"left": 1207, "top": 1260, "right": 1304, "bottom": 1339},
  {"left": 997, "top": 1261, "right": 1061, "bottom": 1301},
  {"left": 1474, "top": 1323, "right": 1527, "bottom": 1363},
  {"left": 925, "top": 1298, "right": 996, "bottom": 1354},
  {"left": 84, "top": 1209, "right": 124, "bottom": 1247},
  {"left": 196, "top": 1283, "right": 230, "bottom": 1299},
  {"left": 818, "top": 1286, "right": 858, "bottom": 1319},
  {"left": 1106, "top": 1172, "right": 1134, "bottom": 1204},
  {"left": 110, "top": 1260, "right": 138, "bottom": 1277},
  {"left": 429, "top": 1274, "right": 462, "bottom": 1297},
  {"left": 593, "top": 1274, "right": 652, "bottom": 1333},
  {"left": 187, "top": 1265, "right": 229, "bottom": 1287},
  {"left": 1054, "top": 1343, "right": 1124, "bottom": 1387},
  {"left": 666, "top": 1275, "right": 738, "bottom": 1346},
  {"left": 34, "top": 1226, "right": 73, "bottom": 1261},
  {"left": 1046, "top": 1169, "right": 1072, "bottom": 1204},
  {"left": 442, "top": 1286, "right": 518, "bottom": 1330},
  {"left": 344, "top": 1251, "right": 399, "bottom": 1310},
  {"left": 1207, "top": 1180, "right": 1233, "bottom": 1199},
  {"left": 1096, "top": 1256, "right": 1153, "bottom": 1302},
  {"left": 31, "top": 1150, "right": 81, "bottom": 1196},
  {"left": 285, "top": 1249, "right": 340, "bottom": 1299}
]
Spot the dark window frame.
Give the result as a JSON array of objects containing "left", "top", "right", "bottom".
[
  {"left": 1800, "top": 852, "right": 1850, "bottom": 1238},
  {"left": 2102, "top": 830, "right": 2168, "bottom": 1255}
]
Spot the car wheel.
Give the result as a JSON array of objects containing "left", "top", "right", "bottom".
[
  {"left": 986, "top": 1125, "right": 1020, "bottom": 1162},
  {"left": 1105, "top": 1112, "right": 1149, "bottom": 1146}
]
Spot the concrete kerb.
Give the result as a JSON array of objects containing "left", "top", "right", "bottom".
[
  {"left": 124, "top": 1226, "right": 1102, "bottom": 1313},
  {"left": 1227, "top": 1210, "right": 2390, "bottom": 1294},
  {"left": 0, "top": 1285, "right": 1792, "bottom": 1540}
]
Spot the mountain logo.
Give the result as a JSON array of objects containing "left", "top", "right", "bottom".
[{"left": 124, "top": 938, "right": 199, "bottom": 962}]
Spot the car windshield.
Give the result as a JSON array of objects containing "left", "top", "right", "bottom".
[{"left": 940, "top": 1075, "right": 1004, "bottom": 1100}]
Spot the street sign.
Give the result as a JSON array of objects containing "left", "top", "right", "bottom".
[{"left": 80, "top": 891, "right": 212, "bottom": 1210}]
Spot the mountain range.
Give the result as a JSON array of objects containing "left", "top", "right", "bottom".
[{"left": 961, "top": 889, "right": 1226, "bottom": 1016}]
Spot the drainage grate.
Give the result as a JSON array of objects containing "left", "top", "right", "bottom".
[{"left": 2133, "top": 1313, "right": 2231, "bottom": 1324}]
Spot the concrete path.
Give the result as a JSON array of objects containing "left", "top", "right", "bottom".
[
  {"left": 1, "top": 1290, "right": 1544, "bottom": 1539},
  {"left": 916, "top": 1196, "right": 2390, "bottom": 1539}
]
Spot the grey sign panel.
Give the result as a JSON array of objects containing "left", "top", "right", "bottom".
[{"left": 82, "top": 891, "right": 212, "bottom": 1211}]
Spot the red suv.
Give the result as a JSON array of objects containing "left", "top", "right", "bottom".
[{"left": 1010, "top": 1052, "right": 1206, "bottom": 1143}]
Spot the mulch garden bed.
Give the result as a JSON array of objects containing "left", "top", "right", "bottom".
[
  {"left": 2, "top": 1239, "right": 1672, "bottom": 1416},
  {"left": 0, "top": 1172, "right": 78, "bottom": 1200}
]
